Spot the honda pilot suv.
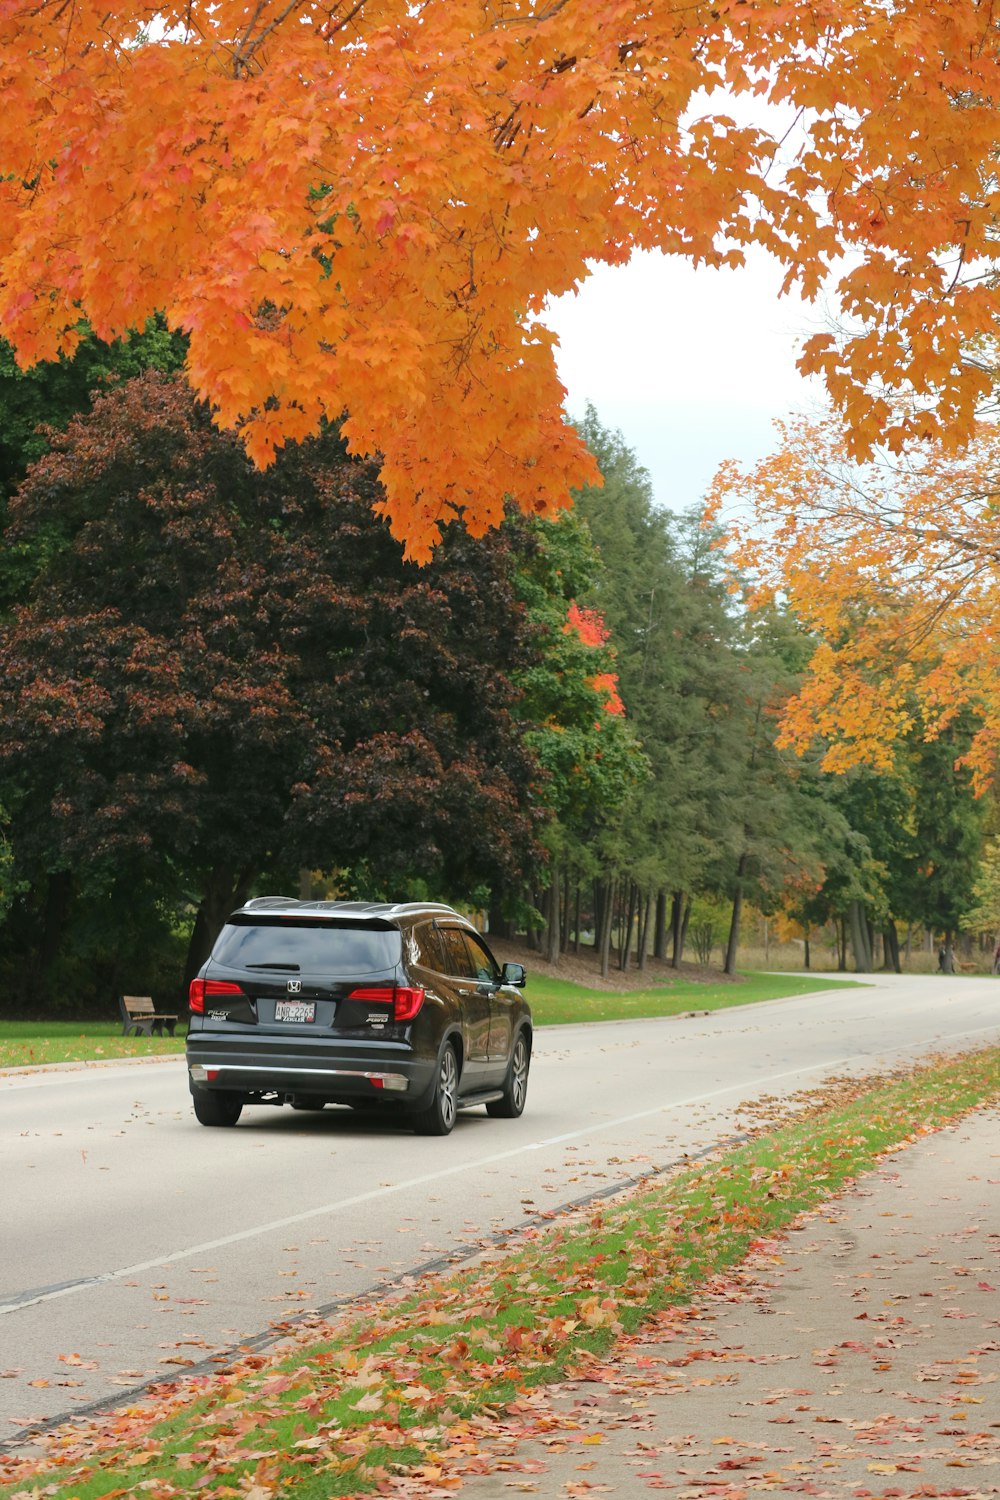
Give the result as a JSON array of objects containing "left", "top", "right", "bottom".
[{"left": 186, "top": 898, "right": 530, "bottom": 1135}]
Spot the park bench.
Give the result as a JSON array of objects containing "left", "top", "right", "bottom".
[{"left": 119, "top": 994, "right": 179, "bottom": 1037}]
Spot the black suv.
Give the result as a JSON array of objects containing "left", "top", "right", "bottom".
[{"left": 186, "top": 898, "right": 530, "bottom": 1135}]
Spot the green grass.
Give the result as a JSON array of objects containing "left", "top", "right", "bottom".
[
  {"left": 524, "top": 968, "right": 863, "bottom": 1024},
  {"left": 0, "top": 972, "right": 861, "bottom": 1068},
  {"left": 3, "top": 1045, "right": 995, "bottom": 1499},
  {"left": 0, "top": 1019, "right": 186, "bottom": 1069}
]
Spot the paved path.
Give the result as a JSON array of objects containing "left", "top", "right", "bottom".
[{"left": 430, "top": 1107, "right": 1000, "bottom": 1498}]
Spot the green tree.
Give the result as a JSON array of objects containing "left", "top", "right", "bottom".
[
  {"left": 783, "top": 760, "right": 905, "bottom": 974},
  {"left": 783, "top": 719, "right": 984, "bottom": 973},
  {"left": 508, "top": 510, "right": 647, "bottom": 962},
  {"left": 703, "top": 605, "right": 848, "bottom": 976},
  {"left": 783, "top": 816, "right": 883, "bottom": 972},
  {"left": 569, "top": 411, "right": 726, "bottom": 963},
  {"left": 0, "top": 803, "right": 20, "bottom": 921},
  {"left": 963, "top": 837, "right": 1000, "bottom": 945},
  {"left": 893, "top": 722, "right": 984, "bottom": 969},
  {"left": 570, "top": 410, "right": 815, "bottom": 973}
]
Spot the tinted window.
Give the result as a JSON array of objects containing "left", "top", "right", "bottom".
[
  {"left": 412, "top": 923, "right": 447, "bottom": 973},
  {"left": 464, "top": 933, "right": 500, "bottom": 983},
  {"left": 439, "top": 927, "right": 478, "bottom": 979},
  {"left": 212, "top": 918, "right": 401, "bottom": 975}
]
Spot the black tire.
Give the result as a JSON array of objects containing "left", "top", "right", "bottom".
[
  {"left": 411, "top": 1042, "right": 459, "bottom": 1136},
  {"left": 192, "top": 1089, "right": 243, "bottom": 1127},
  {"left": 487, "top": 1031, "right": 530, "bottom": 1118}
]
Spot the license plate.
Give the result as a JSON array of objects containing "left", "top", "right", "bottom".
[{"left": 275, "top": 1000, "right": 315, "bottom": 1023}]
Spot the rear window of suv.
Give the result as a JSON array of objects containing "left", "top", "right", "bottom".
[{"left": 211, "top": 917, "right": 402, "bottom": 975}]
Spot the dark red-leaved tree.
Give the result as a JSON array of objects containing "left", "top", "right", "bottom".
[{"left": 0, "top": 372, "right": 543, "bottom": 1000}]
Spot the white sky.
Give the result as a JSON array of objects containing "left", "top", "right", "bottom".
[{"left": 546, "top": 246, "right": 829, "bottom": 514}]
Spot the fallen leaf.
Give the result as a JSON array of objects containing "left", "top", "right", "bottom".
[{"left": 353, "top": 1391, "right": 383, "bottom": 1411}]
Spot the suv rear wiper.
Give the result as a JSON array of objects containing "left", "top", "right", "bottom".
[{"left": 244, "top": 962, "right": 301, "bottom": 971}]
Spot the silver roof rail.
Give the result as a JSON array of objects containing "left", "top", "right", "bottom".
[{"left": 233, "top": 896, "right": 465, "bottom": 920}]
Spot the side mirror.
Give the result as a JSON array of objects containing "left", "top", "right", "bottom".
[{"left": 500, "top": 962, "right": 526, "bottom": 988}]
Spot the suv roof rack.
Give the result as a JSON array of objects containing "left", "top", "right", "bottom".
[{"left": 233, "top": 897, "right": 463, "bottom": 919}]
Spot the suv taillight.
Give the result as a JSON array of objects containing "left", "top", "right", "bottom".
[
  {"left": 348, "top": 985, "right": 425, "bottom": 1023},
  {"left": 392, "top": 985, "right": 425, "bottom": 1022},
  {"left": 189, "top": 978, "right": 245, "bottom": 1014}
]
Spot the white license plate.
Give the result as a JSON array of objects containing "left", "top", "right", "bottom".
[{"left": 274, "top": 1000, "right": 315, "bottom": 1023}]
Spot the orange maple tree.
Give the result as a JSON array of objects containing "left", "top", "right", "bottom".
[
  {"left": 709, "top": 413, "right": 1000, "bottom": 790},
  {"left": 2, "top": 0, "right": 999, "bottom": 557}
]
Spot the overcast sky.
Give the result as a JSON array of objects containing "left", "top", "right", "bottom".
[{"left": 545, "top": 246, "right": 828, "bottom": 514}]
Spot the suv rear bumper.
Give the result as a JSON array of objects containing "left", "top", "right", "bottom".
[
  {"left": 186, "top": 1032, "right": 437, "bottom": 1107},
  {"left": 189, "top": 1061, "right": 411, "bottom": 1091}
]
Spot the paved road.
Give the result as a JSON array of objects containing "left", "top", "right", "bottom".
[{"left": 2, "top": 972, "right": 998, "bottom": 1443}]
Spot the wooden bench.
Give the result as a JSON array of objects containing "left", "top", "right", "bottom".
[{"left": 119, "top": 994, "right": 179, "bottom": 1037}]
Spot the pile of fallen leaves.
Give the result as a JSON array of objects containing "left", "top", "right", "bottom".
[{"left": 2, "top": 1046, "right": 997, "bottom": 1500}]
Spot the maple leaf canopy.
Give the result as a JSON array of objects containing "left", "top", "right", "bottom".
[
  {"left": 709, "top": 413, "right": 1000, "bottom": 791},
  {"left": 2, "top": 0, "right": 999, "bottom": 557}
]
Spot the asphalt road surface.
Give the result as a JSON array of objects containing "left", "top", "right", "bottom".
[{"left": 2, "top": 971, "right": 998, "bottom": 1445}]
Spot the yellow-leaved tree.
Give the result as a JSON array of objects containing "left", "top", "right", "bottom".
[
  {"left": 708, "top": 414, "right": 1000, "bottom": 790},
  {"left": 3, "top": 1, "right": 1000, "bottom": 556}
]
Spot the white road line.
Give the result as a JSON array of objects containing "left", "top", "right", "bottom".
[{"left": 8, "top": 1028, "right": 997, "bottom": 1317}]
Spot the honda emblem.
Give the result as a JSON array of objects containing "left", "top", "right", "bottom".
[{"left": 287, "top": 979, "right": 302, "bottom": 995}]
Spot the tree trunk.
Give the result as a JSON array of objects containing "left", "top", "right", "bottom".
[
  {"left": 803, "top": 933, "right": 811, "bottom": 969},
  {"left": 619, "top": 882, "right": 637, "bottom": 971},
  {"left": 183, "top": 864, "right": 257, "bottom": 997},
  {"left": 599, "top": 879, "right": 614, "bottom": 979},
  {"left": 544, "top": 865, "right": 561, "bottom": 966},
  {"left": 883, "top": 921, "right": 902, "bottom": 974},
  {"left": 654, "top": 891, "right": 668, "bottom": 961},
  {"left": 724, "top": 853, "right": 749, "bottom": 976},
  {"left": 670, "top": 891, "right": 684, "bottom": 968},
  {"left": 592, "top": 880, "right": 605, "bottom": 952},
  {"left": 866, "top": 914, "right": 878, "bottom": 969},
  {"left": 637, "top": 893, "right": 653, "bottom": 970},
  {"left": 846, "top": 900, "right": 873, "bottom": 972},
  {"left": 939, "top": 930, "right": 956, "bottom": 973},
  {"left": 573, "top": 885, "right": 581, "bottom": 955},
  {"left": 487, "top": 903, "right": 513, "bottom": 941},
  {"left": 837, "top": 917, "right": 847, "bottom": 971},
  {"left": 679, "top": 895, "right": 692, "bottom": 964}
]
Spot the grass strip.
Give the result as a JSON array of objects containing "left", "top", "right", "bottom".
[
  {"left": 0, "top": 1021, "right": 186, "bottom": 1069},
  {"left": 0, "top": 973, "right": 859, "bottom": 1068},
  {"left": 3, "top": 1044, "right": 996, "bottom": 1500},
  {"left": 524, "top": 969, "right": 862, "bottom": 1024}
]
